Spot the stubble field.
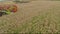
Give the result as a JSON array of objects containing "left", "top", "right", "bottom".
[{"left": 0, "top": 0, "right": 60, "bottom": 34}]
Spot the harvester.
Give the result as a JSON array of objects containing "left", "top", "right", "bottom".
[{"left": 0, "top": 4, "right": 17, "bottom": 16}]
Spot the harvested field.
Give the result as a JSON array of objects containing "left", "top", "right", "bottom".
[{"left": 0, "top": 0, "right": 60, "bottom": 34}]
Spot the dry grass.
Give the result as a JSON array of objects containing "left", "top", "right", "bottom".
[{"left": 0, "top": 1, "right": 60, "bottom": 34}]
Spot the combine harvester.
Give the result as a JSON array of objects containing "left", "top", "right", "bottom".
[{"left": 0, "top": 0, "right": 17, "bottom": 16}]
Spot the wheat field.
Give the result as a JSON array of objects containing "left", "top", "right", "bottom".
[{"left": 0, "top": 0, "right": 60, "bottom": 34}]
